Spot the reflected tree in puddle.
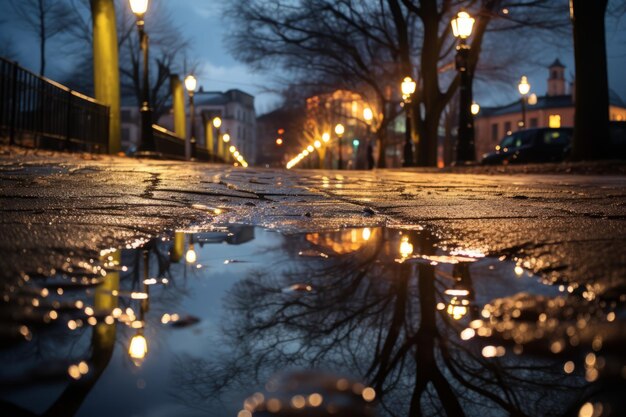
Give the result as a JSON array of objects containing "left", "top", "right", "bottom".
[{"left": 173, "top": 227, "right": 589, "bottom": 416}]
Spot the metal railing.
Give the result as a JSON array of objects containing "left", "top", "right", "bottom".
[
  {"left": 0, "top": 57, "right": 110, "bottom": 152},
  {"left": 152, "top": 124, "right": 224, "bottom": 162}
]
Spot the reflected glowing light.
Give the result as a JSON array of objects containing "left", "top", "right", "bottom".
[
  {"left": 578, "top": 403, "right": 594, "bottom": 417},
  {"left": 222, "top": 133, "right": 231, "bottom": 143},
  {"left": 447, "top": 297, "right": 469, "bottom": 320},
  {"left": 362, "top": 228, "right": 371, "bottom": 241},
  {"left": 518, "top": 75, "right": 531, "bottom": 96},
  {"left": 322, "top": 132, "right": 330, "bottom": 142},
  {"left": 399, "top": 236, "right": 413, "bottom": 258},
  {"left": 362, "top": 387, "right": 376, "bottom": 402},
  {"left": 291, "top": 395, "right": 306, "bottom": 409},
  {"left": 307, "top": 145, "right": 314, "bottom": 152},
  {"left": 314, "top": 140, "right": 321, "bottom": 148},
  {"left": 128, "top": 333, "right": 148, "bottom": 366},
  {"left": 212, "top": 117, "right": 222, "bottom": 128},
  {"left": 334, "top": 123, "right": 345, "bottom": 136},
  {"left": 308, "top": 393, "right": 323, "bottom": 407},
  {"left": 185, "top": 245, "right": 197, "bottom": 263}
]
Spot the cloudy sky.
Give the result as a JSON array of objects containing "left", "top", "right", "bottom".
[{"left": 0, "top": 0, "right": 625, "bottom": 113}]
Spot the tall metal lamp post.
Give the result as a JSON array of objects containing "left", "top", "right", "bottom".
[
  {"left": 518, "top": 76, "right": 530, "bottom": 129},
  {"left": 451, "top": 10, "right": 476, "bottom": 164},
  {"left": 129, "top": 0, "right": 154, "bottom": 153},
  {"left": 184, "top": 74, "right": 197, "bottom": 160},
  {"left": 401, "top": 76, "right": 417, "bottom": 167},
  {"left": 335, "top": 123, "right": 345, "bottom": 170}
]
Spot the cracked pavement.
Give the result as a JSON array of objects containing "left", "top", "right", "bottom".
[{"left": 1, "top": 149, "right": 625, "bottom": 292}]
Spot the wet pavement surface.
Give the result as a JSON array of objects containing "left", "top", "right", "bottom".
[{"left": 1, "top": 150, "right": 625, "bottom": 416}]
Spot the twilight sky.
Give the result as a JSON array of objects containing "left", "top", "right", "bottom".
[{"left": 0, "top": 0, "right": 624, "bottom": 114}]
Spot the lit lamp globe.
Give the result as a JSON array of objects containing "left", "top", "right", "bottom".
[
  {"left": 470, "top": 101, "right": 480, "bottom": 115},
  {"left": 518, "top": 76, "right": 530, "bottom": 96},
  {"left": 322, "top": 132, "right": 331, "bottom": 143},
  {"left": 129, "top": 0, "right": 149, "bottom": 16},
  {"left": 401, "top": 76, "right": 416, "bottom": 99},
  {"left": 185, "top": 244, "right": 197, "bottom": 263},
  {"left": 334, "top": 123, "right": 345, "bottom": 136},
  {"left": 229, "top": 145, "right": 236, "bottom": 153},
  {"left": 212, "top": 117, "right": 222, "bottom": 129},
  {"left": 363, "top": 107, "right": 374, "bottom": 124},
  {"left": 314, "top": 140, "right": 321, "bottom": 148},
  {"left": 450, "top": 10, "right": 475, "bottom": 39},
  {"left": 222, "top": 133, "right": 231, "bottom": 143},
  {"left": 128, "top": 333, "right": 148, "bottom": 366},
  {"left": 184, "top": 75, "right": 197, "bottom": 94},
  {"left": 307, "top": 145, "right": 314, "bottom": 152},
  {"left": 528, "top": 93, "right": 538, "bottom": 105}
]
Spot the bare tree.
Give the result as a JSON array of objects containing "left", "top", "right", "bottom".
[
  {"left": 226, "top": 0, "right": 571, "bottom": 167},
  {"left": 60, "top": 0, "right": 196, "bottom": 120},
  {"left": 8, "top": 0, "right": 72, "bottom": 76}
]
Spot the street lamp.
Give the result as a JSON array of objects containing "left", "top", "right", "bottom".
[
  {"left": 128, "top": 332, "right": 148, "bottom": 366},
  {"left": 451, "top": 10, "right": 476, "bottom": 164},
  {"left": 184, "top": 75, "right": 197, "bottom": 160},
  {"left": 222, "top": 133, "right": 231, "bottom": 143},
  {"left": 518, "top": 76, "right": 530, "bottom": 129},
  {"left": 210, "top": 116, "right": 221, "bottom": 159},
  {"left": 401, "top": 76, "right": 417, "bottom": 167},
  {"left": 129, "top": 0, "right": 155, "bottom": 153},
  {"left": 335, "top": 123, "right": 345, "bottom": 169},
  {"left": 471, "top": 101, "right": 480, "bottom": 116}
]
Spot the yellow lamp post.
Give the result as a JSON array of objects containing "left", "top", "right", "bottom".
[
  {"left": 184, "top": 74, "right": 197, "bottom": 160},
  {"left": 518, "top": 76, "right": 531, "bottom": 129},
  {"left": 451, "top": 10, "right": 476, "bottom": 164},
  {"left": 129, "top": 0, "right": 154, "bottom": 153},
  {"left": 335, "top": 123, "right": 345, "bottom": 170}
]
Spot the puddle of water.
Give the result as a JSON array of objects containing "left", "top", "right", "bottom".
[{"left": 0, "top": 225, "right": 624, "bottom": 417}]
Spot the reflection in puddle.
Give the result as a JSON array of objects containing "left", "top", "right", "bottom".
[{"left": 0, "top": 226, "right": 624, "bottom": 416}]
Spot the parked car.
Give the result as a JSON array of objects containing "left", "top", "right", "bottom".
[{"left": 481, "top": 127, "right": 574, "bottom": 165}]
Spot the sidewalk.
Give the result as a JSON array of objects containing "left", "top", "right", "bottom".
[{"left": 1, "top": 147, "right": 625, "bottom": 291}]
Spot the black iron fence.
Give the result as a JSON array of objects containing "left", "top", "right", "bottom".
[
  {"left": 153, "top": 125, "right": 225, "bottom": 163},
  {"left": 0, "top": 57, "right": 110, "bottom": 152}
]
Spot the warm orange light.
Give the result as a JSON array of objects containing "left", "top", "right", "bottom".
[
  {"left": 549, "top": 114, "right": 561, "bottom": 128},
  {"left": 212, "top": 117, "right": 222, "bottom": 128},
  {"left": 222, "top": 133, "right": 231, "bottom": 143},
  {"left": 307, "top": 145, "right": 314, "bottom": 152},
  {"left": 334, "top": 123, "right": 345, "bottom": 136},
  {"left": 128, "top": 333, "right": 148, "bottom": 366},
  {"left": 184, "top": 75, "right": 197, "bottom": 93},
  {"left": 451, "top": 10, "right": 475, "bottom": 39},
  {"left": 314, "top": 140, "right": 321, "bottom": 148},
  {"left": 129, "top": 0, "right": 149, "bottom": 16},
  {"left": 322, "top": 132, "right": 330, "bottom": 142},
  {"left": 401, "top": 76, "right": 416, "bottom": 97},
  {"left": 518, "top": 76, "right": 530, "bottom": 96},
  {"left": 278, "top": 128, "right": 285, "bottom": 135},
  {"left": 471, "top": 101, "right": 480, "bottom": 115},
  {"left": 229, "top": 145, "right": 236, "bottom": 153},
  {"left": 363, "top": 107, "right": 373, "bottom": 123},
  {"left": 276, "top": 138, "right": 283, "bottom": 145}
]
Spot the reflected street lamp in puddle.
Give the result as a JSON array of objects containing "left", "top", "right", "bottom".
[{"left": 128, "top": 332, "right": 148, "bottom": 366}]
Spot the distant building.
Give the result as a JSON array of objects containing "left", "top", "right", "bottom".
[
  {"left": 474, "top": 59, "right": 626, "bottom": 158},
  {"left": 256, "top": 107, "right": 305, "bottom": 168},
  {"left": 159, "top": 88, "right": 257, "bottom": 164}
]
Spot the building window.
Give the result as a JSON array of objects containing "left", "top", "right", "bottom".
[
  {"left": 530, "top": 117, "right": 538, "bottom": 128},
  {"left": 549, "top": 114, "right": 561, "bottom": 128},
  {"left": 491, "top": 123, "right": 499, "bottom": 142},
  {"left": 504, "top": 121, "right": 512, "bottom": 135}
]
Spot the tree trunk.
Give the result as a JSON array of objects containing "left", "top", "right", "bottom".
[
  {"left": 571, "top": 0, "right": 610, "bottom": 160},
  {"left": 377, "top": 129, "right": 387, "bottom": 168}
]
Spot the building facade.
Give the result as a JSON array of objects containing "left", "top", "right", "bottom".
[
  {"left": 474, "top": 59, "right": 626, "bottom": 158},
  {"left": 159, "top": 88, "right": 257, "bottom": 164}
]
